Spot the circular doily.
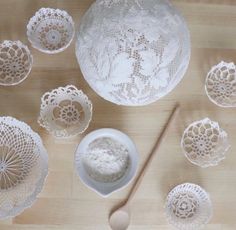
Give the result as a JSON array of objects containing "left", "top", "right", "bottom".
[
  {"left": 0, "top": 117, "right": 48, "bottom": 219},
  {"left": 181, "top": 118, "right": 230, "bottom": 168},
  {"left": 0, "top": 40, "right": 33, "bottom": 86},
  {"left": 38, "top": 85, "right": 93, "bottom": 139},
  {"left": 27, "top": 8, "right": 75, "bottom": 54},
  {"left": 165, "top": 183, "right": 212, "bottom": 230},
  {"left": 76, "top": 0, "right": 190, "bottom": 106},
  {"left": 205, "top": 61, "right": 236, "bottom": 107}
]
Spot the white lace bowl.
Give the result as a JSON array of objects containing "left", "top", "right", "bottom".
[
  {"left": 0, "top": 40, "right": 33, "bottom": 86},
  {"left": 76, "top": 0, "right": 190, "bottom": 106},
  {"left": 27, "top": 8, "right": 75, "bottom": 54},
  {"left": 75, "top": 128, "right": 139, "bottom": 197},
  {"left": 0, "top": 116, "right": 48, "bottom": 219},
  {"left": 38, "top": 85, "right": 92, "bottom": 139},
  {"left": 165, "top": 183, "right": 212, "bottom": 230},
  {"left": 205, "top": 61, "right": 236, "bottom": 107},
  {"left": 181, "top": 118, "right": 230, "bottom": 168}
]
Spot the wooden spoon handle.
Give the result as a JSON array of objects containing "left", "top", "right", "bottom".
[{"left": 126, "top": 104, "right": 180, "bottom": 204}]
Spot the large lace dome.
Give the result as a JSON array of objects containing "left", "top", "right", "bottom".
[{"left": 76, "top": 0, "right": 190, "bottom": 106}]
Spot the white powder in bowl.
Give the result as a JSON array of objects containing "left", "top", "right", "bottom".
[{"left": 82, "top": 137, "right": 130, "bottom": 183}]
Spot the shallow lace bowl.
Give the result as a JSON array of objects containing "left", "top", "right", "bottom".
[
  {"left": 0, "top": 116, "right": 48, "bottom": 219},
  {"left": 165, "top": 183, "right": 212, "bottom": 230},
  {"left": 181, "top": 118, "right": 230, "bottom": 168},
  {"left": 38, "top": 85, "right": 92, "bottom": 139},
  {"left": 0, "top": 40, "right": 33, "bottom": 86},
  {"left": 27, "top": 8, "right": 75, "bottom": 54},
  {"left": 75, "top": 128, "right": 139, "bottom": 197},
  {"left": 205, "top": 61, "right": 236, "bottom": 107}
]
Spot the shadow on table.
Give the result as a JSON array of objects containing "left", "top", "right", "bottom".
[{"left": 159, "top": 156, "right": 202, "bottom": 201}]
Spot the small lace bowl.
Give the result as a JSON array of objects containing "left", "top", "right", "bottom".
[
  {"left": 27, "top": 8, "right": 75, "bottom": 54},
  {"left": 0, "top": 40, "right": 33, "bottom": 86},
  {"left": 205, "top": 61, "right": 236, "bottom": 107},
  {"left": 0, "top": 116, "right": 48, "bottom": 219},
  {"left": 165, "top": 183, "right": 212, "bottom": 230},
  {"left": 38, "top": 85, "right": 92, "bottom": 139},
  {"left": 181, "top": 118, "right": 230, "bottom": 168},
  {"left": 75, "top": 128, "right": 139, "bottom": 197}
]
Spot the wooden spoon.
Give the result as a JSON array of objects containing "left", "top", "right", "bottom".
[{"left": 109, "top": 104, "right": 180, "bottom": 230}]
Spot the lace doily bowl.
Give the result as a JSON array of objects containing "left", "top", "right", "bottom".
[
  {"left": 27, "top": 8, "right": 75, "bottom": 54},
  {"left": 0, "top": 116, "right": 48, "bottom": 219},
  {"left": 0, "top": 40, "right": 33, "bottom": 86},
  {"left": 76, "top": 0, "right": 190, "bottom": 106},
  {"left": 205, "top": 61, "right": 236, "bottom": 107},
  {"left": 165, "top": 183, "right": 212, "bottom": 230},
  {"left": 181, "top": 118, "right": 230, "bottom": 168},
  {"left": 75, "top": 128, "right": 139, "bottom": 197},
  {"left": 38, "top": 85, "right": 92, "bottom": 139}
]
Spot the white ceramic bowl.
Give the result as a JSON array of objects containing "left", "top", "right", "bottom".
[{"left": 75, "top": 128, "right": 139, "bottom": 197}]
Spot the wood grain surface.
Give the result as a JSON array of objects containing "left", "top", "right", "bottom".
[{"left": 0, "top": 0, "right": 236, "bottom": 229}]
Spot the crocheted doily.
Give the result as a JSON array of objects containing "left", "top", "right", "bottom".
[
  {"left": 205, "top": 61, "right": 236, "bottom": 107},
  {"left": 27, "top": 8, "right": 75, "bottom": 54},
  {"left": 0, "top": 117, "right": 48, "bottom": 219},
  {"left": 76, "top": 0, "right": 190, "bottom": 106},
  {"left": 181, "top": 118, "right": 230, "bottom": 168},
  {"left": 0, "top": 40, "right": 33, "bottom": 86},
  {"left": 38, "top": 85, "right": 92, "bottom": 138},
  {"left": 165, "top": 183, "right": 212, "bottom": 230}
]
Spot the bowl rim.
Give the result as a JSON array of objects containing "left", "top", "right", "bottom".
[
  {"left": 26, "top": 7, "right": 75, "bottom": 54},
  {"left": 74, "top": 128, "right": 139, "bottom": 197}
]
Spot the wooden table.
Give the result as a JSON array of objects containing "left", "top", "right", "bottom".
[{"left": 0, "top": 0, "right": 236, "bottom": 229}]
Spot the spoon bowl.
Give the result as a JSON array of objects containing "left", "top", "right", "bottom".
[{"left": 109, "top": 205, "right": 130, "bottom": 230}]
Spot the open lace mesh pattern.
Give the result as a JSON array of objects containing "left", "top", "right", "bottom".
[
  {"left": 0, "top": 41, "right": 33, "bottom": 86},
  {"left": 205, "top": 61, "right": 236, "bottom": 107},
  {"left": 165, "top": 183, "right": 212, "bottom": 230},
  {"left": 0, "top": 117, "right": 48, "bottom": 219},
  {"left": 38, "top": 85, "right": 92, "bottom": 139},
  {"left": 76, "top": 0, "right": 190, "bottom": 106},
  {"left": 27, "top": 8, "right": 75, "bottom": 54},
  {"left": 181, "top": 118, "right": 230, "bottom": 168}
]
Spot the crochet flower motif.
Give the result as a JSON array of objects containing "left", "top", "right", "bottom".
[
  {"left": 205, "top": 61, "right": 236, "bottom": 107},
  {"left": 171, "top": 192, "right": 198, "bottom": 219},
  {"left": 0, "top": 145, "right": 25, "bottom": 190},
  {"left": 53, "top": 100, "right": 84, "bottom": 127},
  {"left": 93, "top": 28, "right": 175, "bottom": 100},
  {"left": 0, "top": 41, "right": 32, "bottom": 86},
  {"left": 181, "top": 118, "right": 230, "bottom": 167},
  {"left": 165, "top": 183, "right": 212, "bottom": 230},
  {"left": 38, "top": 23, "right": 69, "bottom": 51}
]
